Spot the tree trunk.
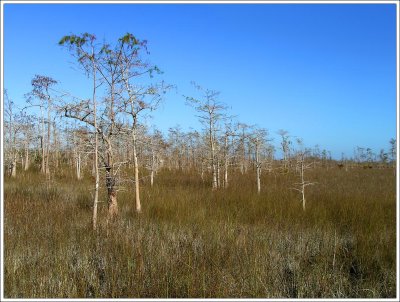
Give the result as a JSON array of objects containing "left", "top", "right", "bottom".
[
  {"left": 301, "top": 159, "right": 306, "bottom": 211},
  {"left": 255, "top": 141, "right": 261, "bottom": 194},
  {"left": 92, "top": 57, "right": 100, "bottom": 230},
  {"left": 212, "top": 162, "right": 217, "bottom": 189},
  {"left": 11, "top": 155, "right": 17, "bottom": 178},
  {"left": 76, "top": 153, "right": 82, "bottom": 180},
  {"left": 11, "top": 133, "right": 17, "bottom": 178},
  {"left": 93, "top": 185, "right": 98, "bottom": 230},
  {"left": 241, "top": 130, "right": 246, "bottom": 174},
  {"left": 53, "top": 125, "right": 59, "bottom": 169},
  {"left": 41, "top": 135, "right": 45, "bottom": 174},
  {"left": 210, "top": 124, "right": 217, "bottom": 190},
  {"left": 106, "top": 167, "right": 118, "bottom": 219},
  {"left": 211, "top": 149, "right": 218, "bottom": 190},
  {"left": 224, "top": 135, "right": 229, "bottom": 188},
  {"left": 108, "top": 190, "right": 118, "bottom": 219},
  {"left": 24, "top": 145, "right": 29, "bottom": 171},
  {"left": 216, "top": 158, "right": 220, "bottom": 188},
  {"left": 150, "top": 170, "right": 154, "bottom": 187},
  {"left": 133, "top": 130, "right": 141, "bottom": 213},
  {"left": 150, "top": 150, "right": 155, "bottom": 187},
  {"left": 224, "top": 162, "right": 228, "bottom": 189},
  {"left": 45, "top": 102, "right": 51, "bottom": 177}
]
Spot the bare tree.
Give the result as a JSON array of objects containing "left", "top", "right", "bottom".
[
  {"left": 146, "top": 129, "right": 165, "bottom": 187},
  {"left": 186, "top": 130, "right": 200, "bottom": 171},
  {"left": 221, "top": 122, "right": 237, "bottom": 189},
  {"left": 250, "top": 128, "right": 270, "bottom": 194},
  {"left": 237, "top": 123, "right": 252, "bottom": 174},
  {"left": 186, "top": 83, "right": 227, "bottom": 190},
  {"left": 29, "top": 75, "right": 58, "bottom": 178},
  {"left": 19, "top": 112, "right": 35, "bottom": 171},
  {"left": 168, "top": 125, "right": 186, "bottom": 171},
  {"left": 379, "top": 149, "right": 388, "bottom": 168},
  {"left": 4, "top": 90, "right": 20, "bottom": 177},
  {"left": 277, "top": 129, "right": 291, "bottom": 172},
  {"left": 292, "top": 139, "right": 316, "bottom": 211},
  {"left": 389, "top": 138, "right": 396, "bottom": 173}
]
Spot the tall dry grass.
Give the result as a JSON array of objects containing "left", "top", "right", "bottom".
[{"left": 3, "top": 166, "right": 396, "bottom": 298}]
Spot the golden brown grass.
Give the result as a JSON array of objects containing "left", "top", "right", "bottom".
[{"left": 3, "top": 166, "right": 397, "bottom": 298}]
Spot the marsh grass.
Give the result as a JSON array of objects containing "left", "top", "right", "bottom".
[{"left": 3, "top": 166, "right": 396, "bottom": 298}]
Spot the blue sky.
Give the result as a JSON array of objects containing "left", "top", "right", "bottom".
[{"left": 3, "top": 3, "right": 397, "bottom": 158}]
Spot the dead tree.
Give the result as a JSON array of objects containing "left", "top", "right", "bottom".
[
  {"left": 389, "top": 138, "right": 396, "bottom": 174},
  {"left": 186, "top": 130, "right": 201, "bottom": 171},
  {"left": 19, "top": 112, "right": 35, "bottom": 171},
  {"left": 292, "top": 140, "right": 316, "bottom": 211},
  {"left": 168, "top": 125, "right": 186, "bottom": 171},
  {"left": 146, "top": 129, "right": 165, "bottom": 187},
  {"left": 4, "top": 90, "right": 19, "bottom": 177},
  {"left": 378, "top": 149, "right": 388, "bottom": 168},
  {"left": 277, "top": 129, "right": 291, "bottom": 172},
  {"left": 221, "top": 122, "right": 238, "bottom": 189},
  {"left": 186, "top": 83, "right": 227, "bottom": 190},
  {"left": 50, "top": 117, "right": 63, "bottom": 169},
  {"left": 237, "top": 123, "right": 252, "bottom": 174},
  {"left": 250, "top": 128, "right": 269, "bottom": 194},
  {"left": 27, "top": 75, "right": 58, "bottom": 179}
]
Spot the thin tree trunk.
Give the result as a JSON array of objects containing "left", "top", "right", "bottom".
[
  {"left": 255, "top": 140, "right": 261, "bottom": 194},
  {"left": 224, "top": 135, "right": 229, "bottom": 188},
  {"left": 133, "top": 129, "right": 141, "bottom": 213},
  {"left": 210, "top": 122, "right": 217, "bottom": 190},
  {"left": 76, "top": 153, "right": 81, "bottom": 180},
  {"left": 11, "top": 154, "right": 17, "bottom": 178},
  {"left": 45, "top": 99, "right": 51, "bottom": 177},
  {"left": 92, "top": 57, "right": 99, "bottom": 230},
  {"left": 241, "top": 129, "right": 246, "bottom": 174},
  {"left": 224, "top": 162, "right": 228, "bottom": 189},
  {"left": 53, "top": 124, "right": 59, "bottom": 169},
  {"left": 10, "top": 131, "right": 17, "bottom": 178},
  {"left": 151, "top": 150, "right": 156, "bottom": 187},
  {"left": 40, "top": 106, "right": 46, "bottom": 174},
  {"left": 212, "top": 163, "right": 217, "bottom": 189},
  {"left": 150, "top": 150, "right": 155, "bottom": 187},
  {"left": 216, "top": 158, "right": 220, "bottom": 188},
  {"left": 301, "top": 158, "right": 306, "bottom": 211},
  {"left": 24, "top": 144, "right": 29, "bottom": 171}
]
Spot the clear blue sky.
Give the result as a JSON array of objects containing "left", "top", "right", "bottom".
[{"left": 3, "top": 3, "right": 397, "bottom": 158}]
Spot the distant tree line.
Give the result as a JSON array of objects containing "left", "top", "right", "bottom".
[{"left": 3, "top": 32, "right": 397, "bottom": 229}]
